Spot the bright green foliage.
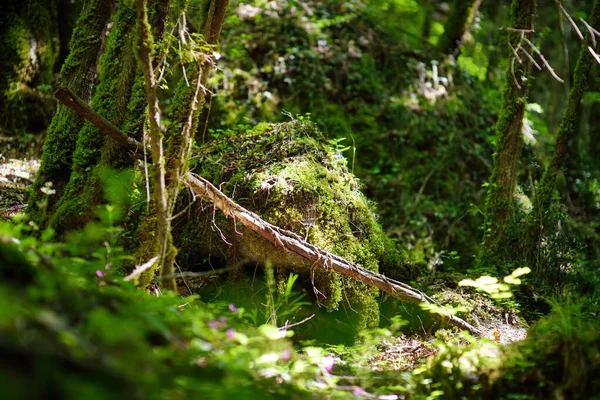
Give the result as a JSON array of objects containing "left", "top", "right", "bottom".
[
  {"left": 411, "top": 300, "right": 600, "bottom": 399},
  {"left": 0, "top": 218, "right": 327, "bottom": 399}
]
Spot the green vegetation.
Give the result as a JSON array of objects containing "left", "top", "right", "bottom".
[{"left": 1, "top": 0, "right": 600, "bottom": 398}]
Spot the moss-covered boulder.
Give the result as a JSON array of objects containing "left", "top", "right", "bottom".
[{"left": 175, "top": 120, "right": 408, "bottom": 338}]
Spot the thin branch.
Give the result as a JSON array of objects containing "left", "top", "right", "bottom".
[
  {"left": 589, "top": 46, "right": 600, "bottom": 65},
  {"left": 509, "top": 43, "right": 523, "bottom": 64},
  {"left": 522, "top": 37, "right": 565, "bottom": 83},
  {"left": 505, "top": 27, "right": 535, "bottom": 33},
  {"left": 154, "top": 266, "right": 235, "bottom": 280},
  {"left": 518, "top": 47, "right": 542, "bottom": 71},
  {"left": 580, "top": 17, "right": 600, "bottom": 48},
  {"left": 511, "top": 57, "right": 522, "bottom": 89},
  {"left": 54, "top": 88, "right": 146, "bottom": 155},
  {"left": 279, "top": 314, "right": 315, "bottom": 330},
  {"left": 124, "top": 256, "right": 159, "bottom": 282},
  {"left": 135, "top": 0, "right": 174, "bottom": 290},
  {"left": 556, "top": 0, "right": 584, "bottom": 40}
]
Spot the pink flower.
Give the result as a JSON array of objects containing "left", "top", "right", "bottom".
[
  {"left": 281, "top": 349, "right": 291, "bottom": 362},
  {"left": 226, "top": 329, "right": 236, "bottom": 339},
  {"left": 322, "top": 355, "right": 335, "bottom": 372},
  {"left": 228, "top": 304, "right": 239, "bottom": 313},
  {"left": 352, "top": 387, "right": 368, "bottom": 397},
  {"left": 208, "top": 320, "right": 220, "bottom": 330},
  {"left": 95, "top": 270, "right": 105, "bottom": 277}
]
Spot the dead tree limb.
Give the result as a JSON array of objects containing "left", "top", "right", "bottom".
[
  {"left": 184, "top": 173, "right": 481, "bottom": 335},
  {"left": 54, "top": 88, "right": 146, "bottom": 155},
  {"left": 54, "top": 89, "right": 482, "bottom": 335}
]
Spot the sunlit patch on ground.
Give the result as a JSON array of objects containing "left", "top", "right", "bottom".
[{"left": 0, "top": 157, "right": 39, "bottom": 219}]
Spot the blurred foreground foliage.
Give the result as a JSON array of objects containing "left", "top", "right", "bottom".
[{"left": 1, "top": 216, "right": 599, "bottom": 399}]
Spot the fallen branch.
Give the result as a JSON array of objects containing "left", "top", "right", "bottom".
[
  {"left": 184, "top": 173, "right": 481, "bottom": 335},
  {"left": 54, "top": 89, "right": 482, "bottom": 335}
]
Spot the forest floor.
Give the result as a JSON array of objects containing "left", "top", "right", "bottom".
[
  {"left": 0, "top": 157, "right": 38, "bottom": 220},
  {"left": 0, "top": 154, "right": 528, "bottom": 372},
  {"left": 368, "top": 312, "right": 527, "bottom": 371}
]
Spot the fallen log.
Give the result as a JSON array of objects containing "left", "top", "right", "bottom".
[{"left": 54, "top": 87, "right": 481, "bottom": 335}]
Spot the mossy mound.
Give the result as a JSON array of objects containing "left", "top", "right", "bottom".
[{"left": 175, "top": 120, "right": 408, "bottom": 336}]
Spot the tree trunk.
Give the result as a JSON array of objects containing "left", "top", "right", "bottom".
[
  {"left": 47, "top": 0, "right": 170, "bottom": 233},
  {"left": 136, "top": 0, "right": 230, "bottom": 290},
  {"left": 0, "top": 0, "right": 61, "bottom": 146},
  {"left": 439, "top": 0, "right": 482, "bottom": 57},
  {"left": 27, "top": 0, "right": 116, "bottom": 227},
  {"left": 478, "top": 0, "right": 536, "bottom": 271},
  {"left": 525, "top": 0, "right": 600, "bottom": 271}
]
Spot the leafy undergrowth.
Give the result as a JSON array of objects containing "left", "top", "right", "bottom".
[{"left": 2, "top": 214, "right": 599, "bottom": 399}]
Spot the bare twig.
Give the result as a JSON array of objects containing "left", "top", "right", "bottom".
[
  {"left": 509, "top": 43, "right": 522, "bottom": 64},
  {"left": 522, "top": 37, "right": 565, "bottom": 83},
  {"left": 54, "top": 88, "right": 146, "bottom": 155},
  {"left": 511, "top": 57, "right": 522, "bottom": 89},
  {"left": 279, "top": 314, "right": 315, "bottom": 330},
  {"left": 580, "top": 17, "right": 600, "bottom": 48},
  {"left": 505, "top": 27, "right": 534, "bottom": 33},
  {"left": 124, "top": 256, "right": 159, "bottom": 282},
  {"left": 556, "top": 0, "right": 584, "bottom": 40},
  {"left": 518, "top": 47, "right": 542, "bottom": 71},
  {"left": 154, "top": 266, "right": 235, "bottom": 280},
  {"left": 589, "top": 46, "right": 600, "bottom": 65}
]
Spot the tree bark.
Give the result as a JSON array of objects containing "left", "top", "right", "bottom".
[
  {"left": 478, "top": 0, "right": 536, "bottom": 271},
  {"left": 44, "top": 0, "right": 171, "bottom": 233},
  {"left": 28, "top": 0, "right": 116, "bottom": 227},
  {"left": 135, "top": 0, "right": 229, "bottom": 290}
]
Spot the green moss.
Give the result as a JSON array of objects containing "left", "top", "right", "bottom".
[
  {"left": 0, "top": 1, "right": 60, "bottom": 136},
  {"left": 49, "top": 3, "right": 139, "bottom": 233},
  {"left": 28, "top": 0, "right": 116, "bottom": 228},
  {"left": 175, "top": 121, "right": 409, "bottom": 337},
  {"left": 478, "top": 0, "right": 536, "bottom": 272}
]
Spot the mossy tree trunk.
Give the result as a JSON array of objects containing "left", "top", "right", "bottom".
[
  {"left": 0, "top": 0, "right": 61, "bottom": 138},
  {"left": 525, "top": 0, "right": 599, "bottom": 271},
  {"left": 438, "top": 0, "right": 482, "bottom": 57},
  {"left": 47, "top": 0, "right": 170, "bottom": 233},
  {"left": 136, "top": 0, "right": 230, "bottom": 290},
  {"left": 27, "top": 0, "right": 116, "bottom": 227},
  {"left": 478, "top": 0, "right": 536, "bottom": 271}
]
